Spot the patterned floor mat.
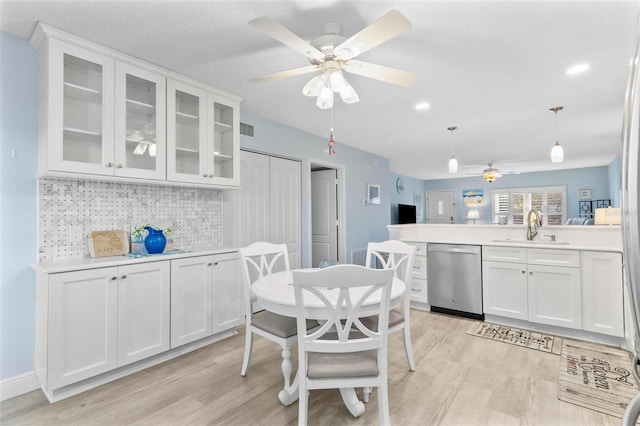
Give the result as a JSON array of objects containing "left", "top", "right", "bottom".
[{"left": 466, "top": 321, "right": 562, "bottom": 354}]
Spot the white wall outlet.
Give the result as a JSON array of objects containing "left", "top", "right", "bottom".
[{"left": 68, "top": 226, "right": 84, "bottom": 242}]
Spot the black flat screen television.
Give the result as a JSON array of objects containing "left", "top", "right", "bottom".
[{"left": 398, "top": 204, "right": 417, "bottom": 224}]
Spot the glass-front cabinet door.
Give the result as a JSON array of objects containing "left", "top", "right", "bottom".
[
  {"left": 46, "top": 39, "right": 115, "bottom": 175},
  {"left": 167, "top": 79, "right": 208, "bottom": 184},
  {"left": 208, "top": 95, "right": 240, "bottom": 186},
  {"left": 114, "top": 62, "right": 166, "bottom": 180}
]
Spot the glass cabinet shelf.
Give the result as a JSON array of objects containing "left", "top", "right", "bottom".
[
  {"left": 63, "top": 127, "right": 102, "bottom": 139},
  {"left": 126, "top": 98, "right": 155, "bottom": 115},
  {"left": 64, "top": 82, "right": 101, "bottom": 102},
  {"left": 214, "top": 121, "right": 232, "bottom": 133}
]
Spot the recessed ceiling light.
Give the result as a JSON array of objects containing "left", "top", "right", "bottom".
[
  {"left": 415, "top": 102, "right": 430, "bottom": 110},
  {"left": 566, "top": 64, "right": 590, "bottom": 75}
]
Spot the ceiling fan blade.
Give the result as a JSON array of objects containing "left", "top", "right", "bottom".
[
  {"left": 344, "top": 60, "right": 417, "bottom": 87},
  {"left": 249, "top": 65, "right": 320, "bottom": 83},
  {"left": 249, "top": 17, "right": 324, "bottom": 61},
  {"left": 334, "top": 10, "right": 412, "bottom": 60}
]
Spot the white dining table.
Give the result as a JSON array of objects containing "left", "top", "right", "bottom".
[{"left": 252, "top": 269, "right": 406, "bottom": 417}]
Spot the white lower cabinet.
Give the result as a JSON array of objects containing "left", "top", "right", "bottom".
[
  {"left": 47, "top": 261, "right": 169, "bottom": 389},
  {"left": 48, "top": 267, "right": 118, "bottom": 389},
  {"left": 483, "top": 246, "right": 623, "bottom": 337},
  {"left": 117, "top": 262, "right": 170, "bottom": 366},
  {"left": 581, "top": 251, "right": 624, "bottom": 337},
  {"left": 171, "top": 252, "right": 243, "bottom": 348},
  {"left": 527, "top": 263, "right": 582, "bottom": 329},
  {"left": 482, "top": 260, "right": 528, "bottom": 320},
  {"left": 36, "top": 251, "right": 242, "bottom": 402}
]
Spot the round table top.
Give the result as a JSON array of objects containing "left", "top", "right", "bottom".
[{"left": 252, "top": 269, "right": 406, "bottom": 318}]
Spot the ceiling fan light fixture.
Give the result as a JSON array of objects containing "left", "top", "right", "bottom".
[
  {"left": 316, "top": 85, "right": 334, "bottom": 109},
  {"left": 551, "top": 141, "right": 564, "bottom": 163},
  {"left": 302, "top": 74, "right": 326, "bottom": 97},
  {"left": 329, "top": 70, "right": 348, "bottom": 92},
  {"left": 484, "top": 172, "right": 498, "bottom": 183},
  {"left": 339, "top": 84, "right": 359, "bottom": 103}
]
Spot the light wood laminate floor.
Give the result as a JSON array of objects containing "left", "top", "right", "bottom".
[{"left": 1, "top": 310, "right": 625, "bottom": 425}]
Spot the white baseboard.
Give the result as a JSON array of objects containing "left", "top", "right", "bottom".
[{"left": 0, "top": 371, "right": 39, "bottom": 402}]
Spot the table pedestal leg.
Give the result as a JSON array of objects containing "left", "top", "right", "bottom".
[{"left": 339, "top": 388, "right": 365, "bottom": 417}]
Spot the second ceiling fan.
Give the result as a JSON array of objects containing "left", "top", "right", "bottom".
[{"left": 248, "top": 9, "right": 418, "bottom": 109}]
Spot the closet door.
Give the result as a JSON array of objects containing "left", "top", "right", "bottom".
[
  {"left": 236, "top": 151, "right": 270, "bottom": 247},
  {"left": 270, "top": 156, "right": 301, "bottom": 269}
]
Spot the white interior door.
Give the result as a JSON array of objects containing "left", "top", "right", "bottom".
[
  {"left": 427, "top": 190, "right": 456, "bottom": 223},
  {"left": 270, "top": 156, "right": 302, "bottom": 269},
  {"left": 311, "top": 169, "right": 338, "bottom": 267}
]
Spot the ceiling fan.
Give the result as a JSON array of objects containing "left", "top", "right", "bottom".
[
  {"left": 248, "top": 10, "right": 418, "bottom": 109},
  {"left": 468, "top": 163, "right": 521, "bottom": 182}
]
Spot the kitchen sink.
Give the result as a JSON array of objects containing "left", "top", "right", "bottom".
[{"left": 492, "top": 239, "right": 570, "bottom": 245}]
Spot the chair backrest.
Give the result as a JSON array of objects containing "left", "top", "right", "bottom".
[
  {"left": 239, "top": 242, "right": 290, "bottom": 314},
  {"left": 366, "top": 240, "right": 416, "bottom": 293},
  {"left": 292, "top": 265, "right": 395, "bottom": 356}
]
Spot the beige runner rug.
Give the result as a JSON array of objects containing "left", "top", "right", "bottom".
[
  {"left": 466, "top": 321, "right": 562, "bottom": 354},
  {"left": 558, "top": 340, "right": 638, "bottom": 418}
]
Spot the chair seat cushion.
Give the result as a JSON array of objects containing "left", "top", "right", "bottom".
[
  {"left": 252, "top": 311, "right": 316, "bottom": 338},
  {"left": 359, "top": 308, "right": 405, "bottom": 331},
  {"left": 308, "top": 350, "right": 379, "bottom": 378}
]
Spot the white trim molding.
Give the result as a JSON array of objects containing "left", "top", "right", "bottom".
[{"left": 0, "top": 371, "right": 39, "bottom": 402}]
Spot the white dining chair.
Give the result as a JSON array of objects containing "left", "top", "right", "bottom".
[
  {"left": 238, "top": 242, "right": 310, "bottom": 391},
  {"left": 363, "top": 240, "right": 417, "bottom": 372},
  {"left": 292, "top": 264, "right": 395, "bottom": 426}
]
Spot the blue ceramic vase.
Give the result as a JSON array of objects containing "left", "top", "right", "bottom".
[{"left": 144, "top": 226, "right": 167, "bottom": 254}]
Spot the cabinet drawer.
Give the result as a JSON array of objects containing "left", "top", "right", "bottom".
[
  {"left": 410, "top": 278, "right": 428, "bottom": 304},
  {"left": 411, "top": 256, "right": 427, "bottom": 280},
  {"left": 527, "top": 248, "right": 580, "bottom": 268},
  {"left": 406, "top": 241, "right": 427, "bottom": 257},
  {"left": 483, "top": 246, "right": 527, "bottom": 263}
]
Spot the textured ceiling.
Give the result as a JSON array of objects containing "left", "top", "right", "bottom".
[{"left": 1, "top": 0, "right": 638, "bottom": 180}]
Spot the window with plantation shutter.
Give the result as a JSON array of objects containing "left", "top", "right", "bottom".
[{"left": 491, "top": 186, "right": 566, "bottom": 225}]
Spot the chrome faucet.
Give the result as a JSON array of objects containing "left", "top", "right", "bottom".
[{"left": 526, "top": 209, "right": 541, "bottom": 240}]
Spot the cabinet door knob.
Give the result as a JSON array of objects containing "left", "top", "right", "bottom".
[
  {"left": 521, "top": 270, "right": 526, "bottom": 274},
  {"left": 117, "top": 164, "right": 124, "bottom": 168},
  {"left": 213, "top": 262, "right": 219, "bottom": 266},
  {"left": 107, "top": 162, "right": 114, "bottom": 167},
  {"left": 207, "top": 262, "right": 213, "bottom": 266},
  {"left": 121, "top": 274, "right": 127, "bottom": 279},
  {"left": 529, "top": 271, "right": 533, "bottom": 275},
  {"left": 111, "top": 276, "right": 117, "bottom": 280}
]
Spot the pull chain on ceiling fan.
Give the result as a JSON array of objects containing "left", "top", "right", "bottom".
[{"left": 248, "top": 10, "right": 417, "bottom": 109}]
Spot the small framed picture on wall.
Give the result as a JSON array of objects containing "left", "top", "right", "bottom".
[
  {"left": 579, "top": 188, "right": 592, "bottom": 200},
  {"left": 367, "top": 184, "right": 381, "bottom": 205}
]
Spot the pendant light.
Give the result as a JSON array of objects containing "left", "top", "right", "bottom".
[
  {"left": 549, "top": 106, "right": 564, "bottom": 163},
  {"left": 448, "top": 126, "right": 458, "bottom": 173}
]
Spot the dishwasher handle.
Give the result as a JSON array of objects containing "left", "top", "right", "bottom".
[{"left": 427, "top": 245, "right": 481, "bottom": 255}]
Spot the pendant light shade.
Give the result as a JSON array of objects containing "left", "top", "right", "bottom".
[
  {"left": 448, "top": 156, "right": 458, "bottom": 173},
  {"left": 550, "top": 141, "right": 564, "bottom": 163},
  {"left": 447, "top": 126, "right": 458, "bottom": 173},
  {"left": 549, "top": 106, "right": 564, "bottom": 163}
]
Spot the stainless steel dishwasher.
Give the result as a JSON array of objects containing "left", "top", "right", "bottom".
[{"left": 427, "top": 243, "right": 484, "bottom": 320}]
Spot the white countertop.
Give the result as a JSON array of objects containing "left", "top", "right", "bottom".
[
  {"left": 388, "top": 224, "right": 623, "bottom": 253},
  {"left": 32, "top": 245, "right": 239, "bottom": 274}
]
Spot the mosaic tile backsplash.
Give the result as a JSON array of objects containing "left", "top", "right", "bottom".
[{"left": 38, "top": 178, "right": 224, "bottom": 261}]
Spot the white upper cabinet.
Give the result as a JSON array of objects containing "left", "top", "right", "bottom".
[
  {"left": 167, "top": 79, "right": 240, "bottom": 186},
  {"left": 166, "top": 79, "right": 208, "bottom": 184},
  {"left": 114, "top": 62, "right": 166, "bottom": 180},
  {"left": 43, "top": 38, "right": 115, "bottom": 175},
  {"left": 31, "top": 23, "right": 241, "bottom": 187}
]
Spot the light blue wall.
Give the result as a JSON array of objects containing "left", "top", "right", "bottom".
[
  {"left": 238, "top": 111, "right": 392, "bottom": 262},
  {"left": 609, "top": 155, "right": 622, "bottom": 207},
  {"left": 0, "top": 33, "right": 38, "bottom": 380},
  {"left": 423, "top": 166, "right": 611, "bottom": 224},
  {"left": 389, "top": 172, "right": 426, "bottom": 224}
]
